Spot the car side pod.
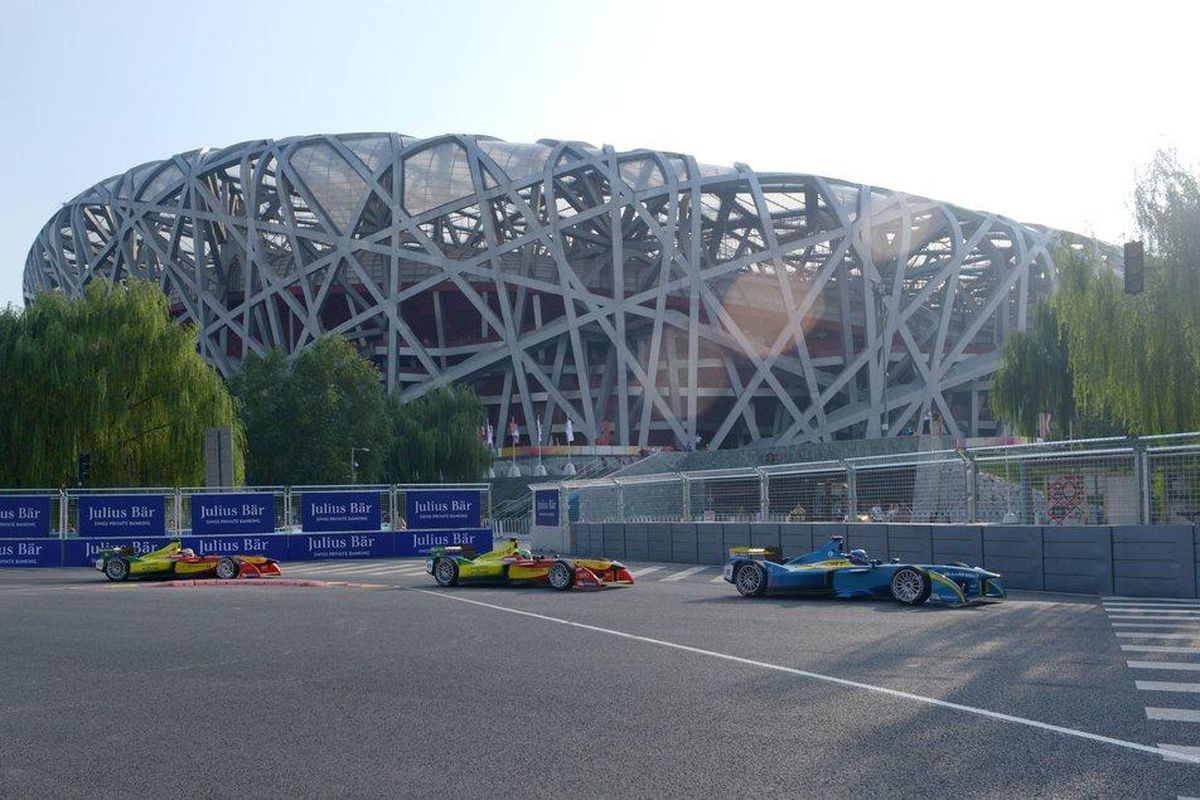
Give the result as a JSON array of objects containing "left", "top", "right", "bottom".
[{"left": 236, "top": 561, "right": 282, "bottom": 578}]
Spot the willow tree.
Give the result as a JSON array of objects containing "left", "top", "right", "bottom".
[
  {"left": 386, "top": 386, "right": 493, "bottom": 483},
  {"left": 0, "top": 279, "right": 242, "bottom": 487},
  {"left": 992, "top": 149, "right": 1200, "bottom": 437}
]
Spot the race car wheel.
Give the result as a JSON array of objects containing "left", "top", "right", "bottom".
[
  {"left": 104, "top": 557, "right": 130, "bottom": 582},
  {"left": 547, "top": 560, "right": 575, "bottom": 591},
  {"left": 734, "top": 562, "right": 767, "bottom": 597},
  {"left": 890, "top": 568, "right": 932, "bottom": 605},
  {"left": 433, "top": 558, "right": 459, "bottom": 587},
  {"left": 215, "top": 557, "right": 240, "bottom": 580}
]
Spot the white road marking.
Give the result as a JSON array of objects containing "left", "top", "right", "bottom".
[
  {"left": 711, "top": 573, "right": 730, "bottom": 583},
  {"left": 1159, "top": 744, "right": 1200, "bottom": 763},
  {"left": 1146, "top": 707, "right": 1200, "bottom": 723},
  {"left": 1111, "top": 623, "right": 1200, "bottom": 629},
  {"left": 1109, "top": 615, "right": 1200, "bottom": 621},
  {"left": 1137, "top": 681, "right": 1200, "bottom": 693},
  {"left": 1129, "top": 661, "right": 1200, "bottom": 672},
  {"left": 1107, "top": 609, "right": 1200, "bottom": 615},
  {"left": 1105, "top": 596, "right": 1200, "bottom": 604},
  {"left": 1123, "top": 645, "right": 1200, "bottom": 654},
  {"left": 410, "top": 588, "right": 1200, "bottom": 766},
  {"left": 660, "top": 566, "right": 708, "bottom": 582},
  {"left": 630, "top": 566, "right": 664, "bottom": 578},
  {"left": 1118, "top": 633, "right": 1200, "bottom": 640}
]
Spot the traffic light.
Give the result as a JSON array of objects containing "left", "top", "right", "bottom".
[
  {"left": 1124, "top": 241, "right": 1144, "bottom": 295},
  {"left": 77, "top": 452, "right": 90, "bottom": 486}
]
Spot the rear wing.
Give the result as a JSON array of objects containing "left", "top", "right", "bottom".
[{"left": 728, "top": 546, "right": 783, "bottom": 563}]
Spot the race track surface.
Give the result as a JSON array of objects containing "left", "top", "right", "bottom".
[{"left": 2, "top": 560, "right": 1199, "bottom": 798}]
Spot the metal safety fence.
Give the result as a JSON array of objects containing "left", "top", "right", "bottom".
[{"left": 533, "top": 433, "right": 1200, "bottom": 527}]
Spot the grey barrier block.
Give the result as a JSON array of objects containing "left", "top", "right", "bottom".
[
  {"left": 981, "top": 526, "right": 1043, "bottom": 590},
  {"left": 601, "top": 524, "right": 625, "bottom": 560},
  {"left": 697, "top": 523, "right": 724, "bottom": 564},
  {"left": 845, "top": 524, "right": 887, "bottom": 560},
  {"left": 646, "top": 523, "right": 673, "bottom": 562},
  {"left": 811, "top": 522, "right": 847, "bottom": 547},
  {"left": 671, "top": 523, "right": 699, "bottom": 564},
  {"left": 750, "top": 524, "right": 781, "bottom": 550},
  {"left": 1043, "top": 527, "right": 1113, "bottom": 595},
  {"left": 624, "top": 523, "right": 649, "bottom": 562},
  {"left": 1112, "top": 525, "right": 1195, "bottom": 598},
  {"left": 778, "top": 523, "right": 813, "bottom": 557},
  {"left": 570, "top": 524, "right": 586, "bottom": 556},
  {"left": 932, "top": 526, "right": 984, "bottom": 567},
  {"left": 722, "top": 524, "right": 752, "bottom": 555},
  {"left": 888, "top": 525, "right": 933, "bottom": 564}
]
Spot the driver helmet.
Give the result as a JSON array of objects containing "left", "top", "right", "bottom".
[
  {"left": 179, "top": 548, "right": 196, "bottom": 558},
  {"left": 848, "top": 548, "right": 869, "bottom": 565}
]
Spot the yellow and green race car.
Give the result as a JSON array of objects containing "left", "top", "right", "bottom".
[
  {"left": 95, "top": 539, "right": 282, "bottom": 582},
  {"left": 425, "top": 538, "right": 634, "bottom": 591}
]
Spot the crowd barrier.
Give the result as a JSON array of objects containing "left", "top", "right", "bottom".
[{"left": 566, "top": 521, "right": 1200, "bottom": 599}]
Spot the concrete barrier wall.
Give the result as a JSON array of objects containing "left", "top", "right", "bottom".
[{"left": 565, "top": 521, "right": 1200, "bottom": 597}]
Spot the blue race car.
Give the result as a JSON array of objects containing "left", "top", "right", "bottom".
[{"left": 723, "top": 535, "right": 1006, "bottom": 606}]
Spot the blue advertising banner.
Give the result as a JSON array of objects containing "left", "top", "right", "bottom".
[
  {"left": 191, "top": 493, "right": 275, "bottom": 535},
  {"left": 0, "top": 538, "right": 61, "bottom": 567},
  {"left": 534, "top": 489, "right": 559, "bottom": 527},
  {"left": 63, "top": 536, "right": 169, "bottom": 567},
  {"left": 301, "top": 492, "right": 381, "bottom": 533},
  {"left": 79, "top": 496, "right": 165, "bottom": 536},
  {"left": 406, "top": 489, "right": 481, "bottom": 529},
  {"left": 289, "top": 531, "right": 393, "bottom": 561},
  {"left": 0, "top": 496, "right": 52, "bottom": 537},
  {"left": 180, "top": 535, "right": 290, "bottom": 561},
  {"left": 397, "top": 528, "right": 493, "bottom": 558}
]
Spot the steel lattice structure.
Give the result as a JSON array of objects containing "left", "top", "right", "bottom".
[{"left": 25, "top": 132, "right": 1088, "bottom": 448}]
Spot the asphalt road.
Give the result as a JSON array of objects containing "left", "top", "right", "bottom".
[{"left": 1, "top": 562, "right": 1199, "bottom": 799}]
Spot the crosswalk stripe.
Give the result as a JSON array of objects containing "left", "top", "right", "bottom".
[
  {"left": 1158, "top": 744, "right": 1200, "bottom": 763},
  {"left": 1137, "top": 681, "right": 1200, "bottom": 693},
  {"left": 1123, "top": 645, "right": 1200, "bottom": 654},
  {"left": 1107, "top": 609, "right": 1200, "bottom": 615},
  {"left": 1111, "top": 623, "right": 1200, "bottom": 629},
  {"left": 1106, "top": 605, "right": 1200, "bottom": 611},
  {"left": 1109, "top": 615, "right": 1200, "bottom": 621},
  {"left": 631, "top": 566, "right": 663, "bottom": 578},
  {"left": 1146, "top": 707, "right": 1200, "bottom": 723},
  {"left": 1129, "top": 661, "right": 1200, "bottom": 672},
  {"left": 1118, "top": 633, "right": 1200, "bottom": 640},
  {"left": 1104, "top": 596, "right": 1200, "bottom": 604},
  {"left": 660, "top": 566, "right": 708, "bottom": 582}
]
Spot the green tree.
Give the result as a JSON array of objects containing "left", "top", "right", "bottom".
[
  {"left": 992, "top": 149, "right": 1200, "bottom": 436},
  {"left": 386, "top": 386, "right": 493, "bottom": 483},
  {"left": 0, "top": 279, "right": 242, "bottom": 487},
  {"left": 231, "top": 336, "right": 390, "bottom": 485}
]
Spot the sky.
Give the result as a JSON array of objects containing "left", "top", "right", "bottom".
[{"left": 2, "top": 0, "right": 1198, "bottom": 309}]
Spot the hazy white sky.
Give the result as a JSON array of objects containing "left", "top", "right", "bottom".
[{"left": 2, "top": 0, "right": 1197, "bottom": 308}]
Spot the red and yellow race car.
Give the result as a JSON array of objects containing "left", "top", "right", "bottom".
[
  {"left": 425, "top": 538, "right": 634, "bottom": 591},
  {"left": 95, "top": 539, "right": 282, "bottom": 582}
]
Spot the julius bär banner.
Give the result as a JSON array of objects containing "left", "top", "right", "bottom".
[
  {"left": 190, "top": 493, "right": 275, "bottom": 535},
  {"left": 0, "top": 496, "right": 52, "bottom": 536},
  {"left": 396, "top": 528, "right": 493, "bottom": 558},
  {"left": 406, "top": 489, "right": 480, "bottom": 529},
  {"left": 63, "top": 536, "right": 167, "bottom": 567},
  {"left": 301, "top": 491, "right": 381, "bottom": 532},
  {"left": 290, "top": 531, "right": 392, "bottom": 560},
  {"left": 0, "top": 539, "right": 60, "bottom": 567},
  {"left": 79, "top": 495, "right": 165, "bottom": 536},
  {"left": 534, "top": 489, "right": 559, "bottom": 526}
]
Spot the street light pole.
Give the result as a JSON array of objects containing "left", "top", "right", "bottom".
[{"left": 350, "top": 446, "right": 370, "bottom": 484}]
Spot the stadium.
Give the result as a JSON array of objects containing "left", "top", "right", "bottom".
[{"left": 23, "top": 132, "right": 1096, "bottom": 450}]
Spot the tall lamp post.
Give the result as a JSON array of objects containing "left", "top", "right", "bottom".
[{"left": 350, "top": 446, "right": 370, "bottom": 484}]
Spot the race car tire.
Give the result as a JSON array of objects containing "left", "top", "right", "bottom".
[
  {"left": 104, "top": 557, "right": 130, "bottom": 582},
  {"left": 215, "top": 557, "right": 240, "bottom": 580},
  {"left": 734, "top": 561, "right": 768, "bottom": 597},
  {"left": 548, "top": 560, "right": 575, "bottom": 590},
  {"left": 433, "top": 557, "right": 459, "bottom": 587},
  {"left": 890, "top": 568, "right": 932, "bottom": 605}
]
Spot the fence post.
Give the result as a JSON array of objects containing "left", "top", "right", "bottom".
[
  {"left": 1132, "top": 436, "right": 1150, "bottom": 524},
  {"left": 389, "top": 485, "right": 398, "bottom": 532},
  {"left": 958, "top": 450, "right": 977, "bottom": 523},
  {"left": 681, "top": 474, "right": 691, "bottom": 522},
  {"left": 842, "top": 461, "right": 857, "bottom": 521},
  {"left": 616, "top": 480, "right": 625, "bottom": 523},
  {"left": 59, "top": 488, "right": 68, "bottom": 538},
  {"left": 757, "top": 468, "right": 769, "bottom": 521},
  {"left": 283, "top": 487, "right": 292, "bottom": 531},
  {"left": 174, "top": 488, "right": 183, "bottom": 534}
]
